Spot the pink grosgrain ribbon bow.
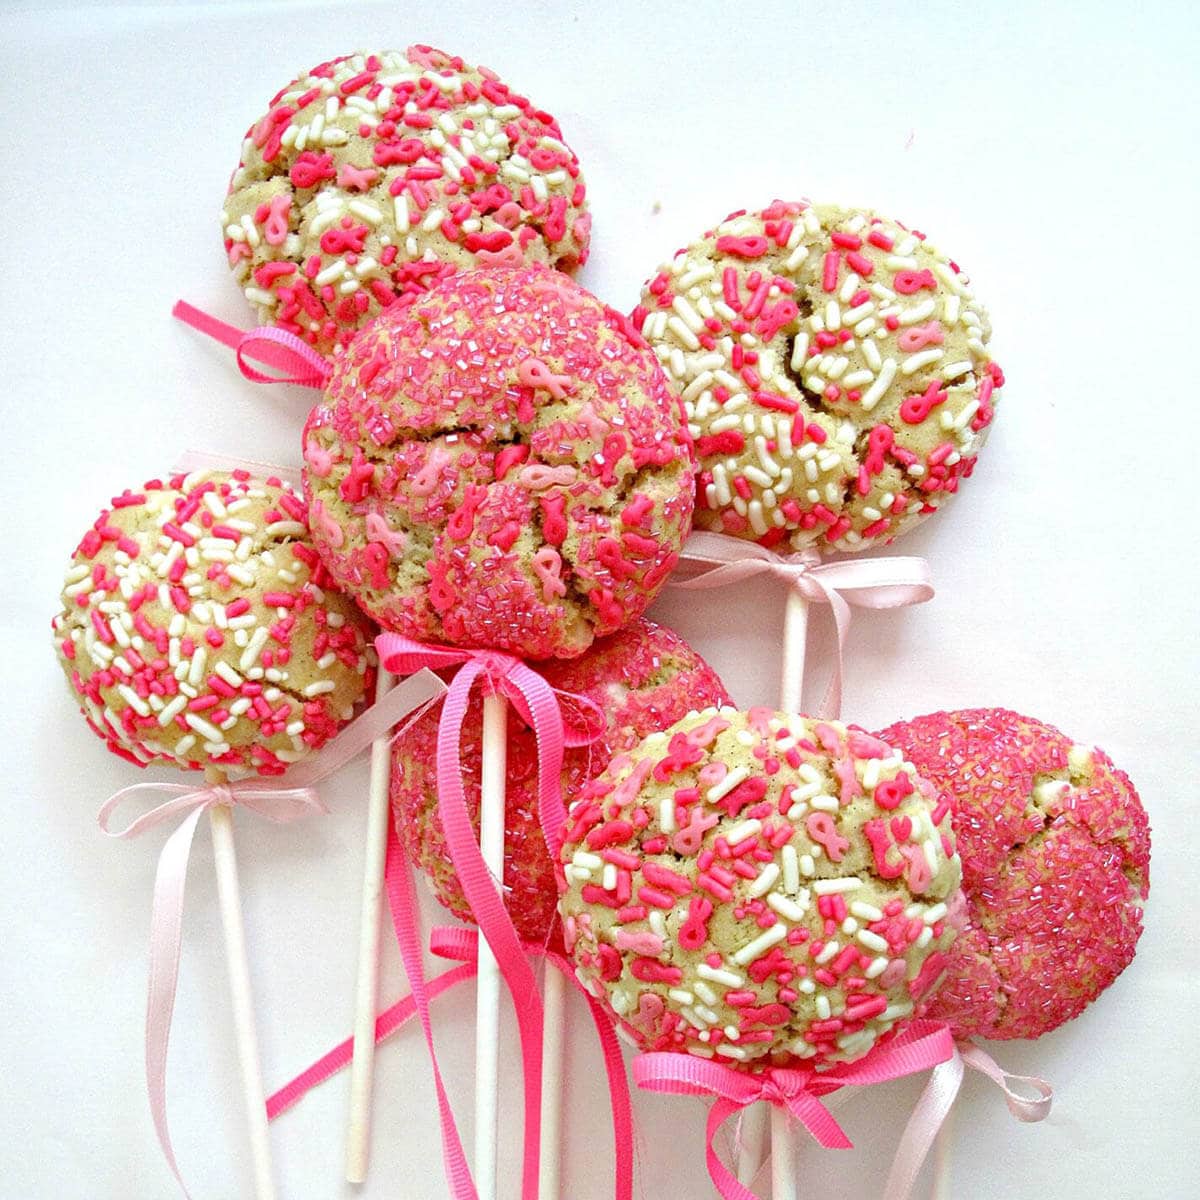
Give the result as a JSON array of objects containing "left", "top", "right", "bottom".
[
  {"left": 374, "top": 632, "right": 604, "bottom": 1200},
  {"left": 96, "top": 669, "right": 445, "bottom": 1198},
  {"left": 672, "top": 530, "right": 935, "bottom": 717},
  {"left": 172, "top": 300, "right": 332, "bottom": 389},
  {"left": 634, "top": 1020, "right": 955, "bottom": 1200}
]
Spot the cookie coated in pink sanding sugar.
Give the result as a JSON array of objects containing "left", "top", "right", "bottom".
[
  {"left": 303, "top": 266, "right": 695, "bottom": 660},
  {"left": 391, "top": 618, "right": 731, "bottom": 945},
  {"left": 877, "top": 708, "right": 1150, "bottom": 1041}
]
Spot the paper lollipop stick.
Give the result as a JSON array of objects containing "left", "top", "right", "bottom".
[
  {"left": 345, "top": 666, "right": 397, "bottom": 1182},
  {"left": 476, "top": 690, "right": 508, "bottom": 1198},
  {"left": 205, "top": 766, "right": 277, "bottom": 1200}
]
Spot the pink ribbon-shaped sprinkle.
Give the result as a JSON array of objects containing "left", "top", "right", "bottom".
[
  {"left": 672, "top": 530, "right": 935, "bottom": 717},
  {"left": 374, "top": 632, "right": 604, "bottom": 1200},
  {"left": 172, "top": 301, "right": 332, "bottom": 388},
  {"left": 98, "top": 669, "right": 446, "bottom": 1198},
  {"left": 634, "top": 1021, "right": 954, "bottom": 1200}
]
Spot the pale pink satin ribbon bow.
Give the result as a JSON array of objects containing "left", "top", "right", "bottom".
[
  {"left": 97, "top": 669, "right": 446, "bottom": 1198},
  {"left": 673, "top": 530, "right": 935, "bottom": 717}
]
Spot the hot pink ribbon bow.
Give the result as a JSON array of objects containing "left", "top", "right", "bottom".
[
  {"left": 672, "top": 530, "right": 935, "bottom": 717},
  {"left": 373, "top": 632, "right": 604, "bottom": 1200},
  {"left": 172, "top": 300, "right": 332, "bottom": 389},
  {"left": 97, "top": 669, "right": 446, "bottom": 1198},
  {"left": 634, "top": 1020, "right": 955, "bottom": 1200}
]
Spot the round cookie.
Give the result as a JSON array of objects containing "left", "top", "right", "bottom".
[
  {"left": 53, "top": 470, "right": 375, "bottom": 777},
  {"left": 876, "top": 708, "right": 1150, "bottom": 1041},
  {"left": 223, "top": 46, "right": 591, "bottom": 354},
  {"left": 558, "top": 708, "right": 961, "bottom": 1068},
  {"left": 634, "top": 200, "right": 1002, "bottom": 552},
  {"left": 303, "top": 265, "right": 695, "bottom": 660},
  {"left": 392, "top": 618, "right": 732, "bottom": 943}
]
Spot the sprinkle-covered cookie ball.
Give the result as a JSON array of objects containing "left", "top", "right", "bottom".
[
  {"left": 392, "top": 618, "right": 731, "bottom": 943},
  {"left": 223, "top": 47, "right": 591, "bottom": 354},
  {"left": 558, "top": 709, "right": 961, "bottom": 1067},
  {"left": 303, "top": 266, "right": 695, "bottom": 660},
  {"left": 877, "top": 709, "right": 1150, "bottom": 1041},
  {"left": 634, "top": 200, "right": 1002, "bottom": 552},
  {"left": 53, "top": 470, "right": 375, "bottom": 777}
]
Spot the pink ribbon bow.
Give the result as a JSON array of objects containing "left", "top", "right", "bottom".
[
  {"left": 673, "top": 530, "right": 935, "bottom": 717},
  {"left": 172, "top": 301, "right": 332, "bottom": 389},
  {"left": 634, "top": 1020, "right": 955, "bottom": 1200},
  {"left": 97, "top": 669, "right": 446, "bottom": 1198},
  {"left": 374, "top": 632, "right": 604, "bottom": 1200}
]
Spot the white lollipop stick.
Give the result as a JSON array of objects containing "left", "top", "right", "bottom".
[
  {"left": 476, "top": 691, "right": 508, "bottom": 1200},
  {"left": 345, "top": 667, "right": 397, "bottom": 1182},
  {"left": 771, "top": 1106, "right": 798, "bottom": 1200},
  {"left": 738, "top": 588, "right": 809, "bottom": 1193},
  {"left": 206, "top": 768, "right": 277, "bottom": 1200},
  {"left": 538, "top": 964, "right": 567, "bottom": 1197},
  {"left": 930, "top": 1103, "right": 955, "bottom": 1200}
]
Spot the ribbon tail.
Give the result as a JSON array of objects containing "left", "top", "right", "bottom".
[
  {"left": 171, "top": 300, "right": 244, "bottom": 351},
  {"left": 264, "top": 960, "right": 477, "bottom": 1121},
  {"left": 435, "top": 663, "right": 546, "bottom": 1200},
  {"left": 882, "top": 1049, "right": 965, "bottom": 1200},
  {"left": 385, "top": 824, "right": 478, "bottom": 1200},
  {"left": 960, "top": 1042, "right": 1053, "bottom": 1121},
  {"left": 144, "top": 803, "right": 209, "bottom": 1199},
  {"left": 810, "top": 582, "right": 852, "bottom": 719},
  {"left": 705, "top": 1099, "right": 764, "bottom": 1200}
]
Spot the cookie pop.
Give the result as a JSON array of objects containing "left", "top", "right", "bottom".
[
  {"left": 53, "top": 469, "right": 376, "bottom": 1200},
  {"left": 223, "top": 46, "right": 591, "bottom": 355},
  {"left": 320, "top": 265, "right": 695, "bottom": 1197},
  {"left": 877, "top": 708, "right": 1149, "bottom": 1198},
  {"left": 558, "top": 707, "right": 962, "bottom": 1200},
  {"left": 875, "top": 709, "right": 1150, "bottom": 1039}
]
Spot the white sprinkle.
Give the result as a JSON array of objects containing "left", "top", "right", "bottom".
[
  {"left": 865, "top": 957, "right": 890, "bottom": 979},
  {"left": 185, "top": 713, "right": 223, "bottom": 742},
  {"left": 860, "top": 358, "right": 897, "bottom": 410},
  {"left": 808, "top": 793, "right": 839, "bottom": 812},
  {"left": 900, "top": 348, "right": 945, "bottom": 376},
  {"left": 303, "top": 680, "right": 337, "bottom": 698},
  {"left": 747, "top": 864, "right": 780, "bottom": 898},
  {"left": 731, "top": 924, "right": 788, "bottom": 966},
  {"left": 812, "top": 877, "right": 864, "bottom": 894},
  {"left": 857, "top": 929, "right": 890, "bottom": 953},
  {"left": 239, "top": 627, "right": 270, "bottom": 673},
  {"left": 850, "top": 901, "right": 884, "bottom": 922},
  {"left": 799, "top": 854, "right": 816, "bottom": 877},
  {"left": 706, "top": 765, "right": 749, "bottom": 803},
  {"left": 815, "top": 994, "right": 832, "bottom": 1020},
  {"left": 602, "top": 863, "right": 617, "bottom": 891},
  {"left": 767, "top": 892, "right": 807, "bottom": 922},
  {"left": 923, "top": 903, "right": 948, "bottom": 925},
  {"left": 781, "top": 845, "right": 800, "bottom": 893}
]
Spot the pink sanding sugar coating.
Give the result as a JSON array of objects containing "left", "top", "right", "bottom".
[
  {"left": 390, "top": 618, "right": 731, "bottom": 944},
  {"left": 223, "top": 46, "right": 591, "bottom": 354},
  {"left": 51, "top": 470, "right": 376, "bottom": 778},
  {"left": 877, "top": 708, "right": 1150, "bottom": 1041},
  {"left": 303, "top": 266, "right": 695, "bottom": 660}
]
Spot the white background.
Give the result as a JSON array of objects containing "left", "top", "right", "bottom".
[{"left": 1, "top": 2, "right": 1197, "bottom": 1197}]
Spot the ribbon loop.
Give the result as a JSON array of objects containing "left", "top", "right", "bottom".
[
  {"left": 172, "top": 300, "right": 332, "bottom": 389},
  {"left": 672, "top": 530, "right": 934, "bottom": 717},
  {"left": 960, "top": 1041, "right": 1054, "bottom": 1121}
]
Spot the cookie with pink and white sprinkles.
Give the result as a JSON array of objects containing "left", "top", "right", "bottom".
[
  {"left": 557, "top": 708, "right": 962, "bottom": 1068},
  {"left": 53, "top": 470, "right": 375, "bottom": 777},
  {"left": 303, "top": 266, "right": 694, "bottom": 661},
  {"left": 878, "top": 708, "right": 1150, "bottom": 1041},
  {"left": 223, "top": 46, "right": 590, "bottom": 354},
  {"left": 634, "top": 200, "right": 1002, "bottom": 552}
]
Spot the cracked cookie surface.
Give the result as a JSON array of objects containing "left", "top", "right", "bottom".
[
  {"left": 223, "top": 46, "right": 591, "bottom": 354},
  {"left": 558, "top": 708, "right": 961, "bottom": 1068},
  {"left": 303, "top": 266, "right": 694, "bottom": 660},
  {"left": 877, "top": 708, "right": 1150, "bottom": 1040},
  {"left": 634, "top": 200, "right": 1001, "bottom": 552},
  {"left": 53, "top": 470, "right": 375, "bottom": 777}
]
